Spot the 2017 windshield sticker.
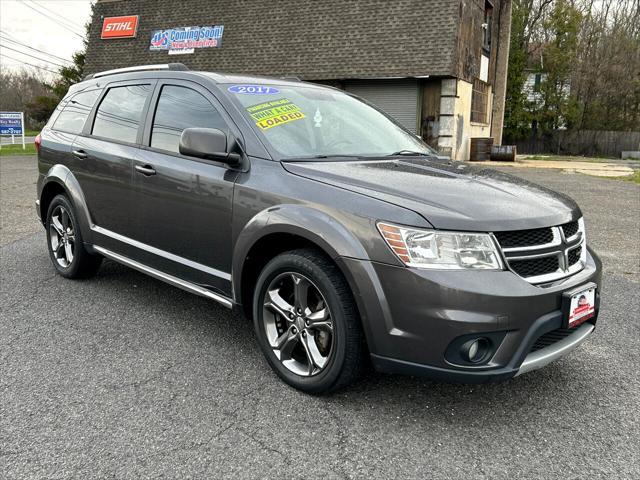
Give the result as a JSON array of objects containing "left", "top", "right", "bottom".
[
  {"left": 228, "top": 85, "right": 280, "bottom": 95},
  {"left": 246, "top": 98, "right": 306, "bottom": 130}
]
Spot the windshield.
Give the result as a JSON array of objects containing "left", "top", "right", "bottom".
[{"left": 223, "top": 83, "right": 437, "bottom": 159}]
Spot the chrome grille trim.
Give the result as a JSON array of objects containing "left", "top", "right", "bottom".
[{"left": 495, "top": 218, "right": 586, "bottom": 284}]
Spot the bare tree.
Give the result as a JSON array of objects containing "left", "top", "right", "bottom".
[{"left": 0, "top": 68, "right": 53, "bottom": 127}]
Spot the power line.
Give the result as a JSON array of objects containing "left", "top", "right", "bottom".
[
  {"left": 0, "top": 44, "right": 69, "bottom": 68},
  {"left": 24, "top": 0, "right": 86, "bottom": 36},
  {"left": 1, "top": 52, "right": 60, "bottom": 74},
  {"left": 19, "top": 1, "right": 85, "bottom": 39},
  {"left": 0, "top": 32, "right": 73, "bottom": 64},
  {"left": 29, "top": 0, "right": 86, "bottom": 31}
]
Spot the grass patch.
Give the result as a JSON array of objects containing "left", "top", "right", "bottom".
[
  {"left": 607, "top": 170, "right": 640, "bottom": 184},
  {"left": 520, "top": 155, "right": 614, "bottom": 163},
  {"left": 0, "top": 143, "right": 36, "bottom": 156}
]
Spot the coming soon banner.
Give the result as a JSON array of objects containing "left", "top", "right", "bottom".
[{"left": 149, "top": 25, "right": 224, "bottom": 54}]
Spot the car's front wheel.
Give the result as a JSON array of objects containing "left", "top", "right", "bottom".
[
  {"left": 45, "top": 194, "right": 102, "bottom": 278},
  {"left": 253, "top": 248, "right": 365, "bottom": 394}
]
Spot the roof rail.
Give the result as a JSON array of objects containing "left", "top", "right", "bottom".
[{"left": 84, "top": 63, "right": 189, "bottom": 80}]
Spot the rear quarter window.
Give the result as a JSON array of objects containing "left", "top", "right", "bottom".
[{"left": 51, "top": 89, "right": 101, "bottom": 134}]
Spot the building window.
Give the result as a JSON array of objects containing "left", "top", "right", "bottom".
[
  {"left": 534, "top": 73, "right": 542, "bottom": 92},
  {"left": 471, "top": 78, "right": 490, "bottom": 124},
  {"left": 483, "top": 1, "right": 493, "bottom": 53}
]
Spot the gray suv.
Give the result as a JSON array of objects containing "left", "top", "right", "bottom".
[{"left": 35, "top": 64, "right": 602, "bottom": 393}]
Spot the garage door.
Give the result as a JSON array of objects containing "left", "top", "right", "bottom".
[{"left": 344, "top": 79, "right": 419, "bottom": 134}]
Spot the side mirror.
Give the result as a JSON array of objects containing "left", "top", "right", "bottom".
[{"left": 179, "top": 127, "right": 242, "bottom": 167}]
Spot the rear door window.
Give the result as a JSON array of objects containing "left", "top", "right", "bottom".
[
  {"left": 52, "top": 89, "right": 101, "bottom": 134},
  {"left": 92, "top": 85, "right": 151, "bottom": 143},
  {"left": 150, "top": 85, "right": 227, "bottom": 154}
]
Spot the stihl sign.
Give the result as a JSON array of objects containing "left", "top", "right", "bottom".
[{"left": 101, "top": 15, "right": 139, "bottom": 39}]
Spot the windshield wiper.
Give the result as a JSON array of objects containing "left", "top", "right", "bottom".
[
  {"left": 296, "top": 154, "right": 364, "bottom": 159},
  {"left": 387, "top": 150, "right": 432, "bottom": 157}
]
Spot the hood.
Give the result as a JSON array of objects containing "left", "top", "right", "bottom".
[{"left": 282, "top": 157, "right": 580, "bottom": 231}]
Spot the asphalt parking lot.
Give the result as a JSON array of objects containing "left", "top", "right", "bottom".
[{"left": 1, "top": 155, "right": 639, "bottom": 479}]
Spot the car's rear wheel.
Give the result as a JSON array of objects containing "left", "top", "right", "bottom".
[
  {"left": 253, "top": 248, "right": 365, "bottom": 394},
  {"left": 45, "top": 194, "right": 102, "bottom": 278}
]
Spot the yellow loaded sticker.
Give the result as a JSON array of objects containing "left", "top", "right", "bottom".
[{"left": 246, "top": 98, "right": 306, "bottom": 130}]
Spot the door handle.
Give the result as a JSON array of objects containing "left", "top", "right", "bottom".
[
  {"left": 135, "top": 164, "right": 156, "bottom": 176},
  {"left": 72, "top": 149, "right": 87, "bottom": 159}
]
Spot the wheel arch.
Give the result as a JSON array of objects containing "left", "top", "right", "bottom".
[
  {"left": 39, "top": 165, "right": 93, "bottom": 242},
  {"left": 233, "top": 205, "right": 370, "bottom": 320}
]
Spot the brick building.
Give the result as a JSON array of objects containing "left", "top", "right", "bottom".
[{"left": 85, "top": 0, "right": 512, "bottom": 160}]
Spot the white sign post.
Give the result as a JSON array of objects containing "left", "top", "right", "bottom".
[{"left": 0, "top": 112, "right": 26, "bottom": 151}]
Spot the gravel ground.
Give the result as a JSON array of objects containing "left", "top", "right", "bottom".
[
  {"left": 0, "top": 156, "right": 40, "bottom": 246},
  {"left": 1, "top": 156, "right": 639, "bottom": 479}
]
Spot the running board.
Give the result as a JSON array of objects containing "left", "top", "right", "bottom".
[{"left": 93, "top": 246, "right": 233, "bottom": 309}]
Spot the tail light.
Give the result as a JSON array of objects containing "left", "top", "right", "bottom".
[{"left": 34, "top": 133, "right": 41, "bottom": 153}]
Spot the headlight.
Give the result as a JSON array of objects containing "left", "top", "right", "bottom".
[{"left": 377, "top": 222, "right": 504, "bottom": 270}]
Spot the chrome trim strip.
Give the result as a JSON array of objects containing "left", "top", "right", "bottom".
[
  {"left": 92, "top": 226, "right": 231, "bottom": 281},
  {"left": 521, "top": 267, "right": 573, "bottom": 285},
  {"left": 506, "top": 249, "right": 564, "bottom": 261},
  {"left": 562, "top": 231, "right": 582, "bottom": 243},
  {"left": 515, "top": 323, "right": 594, "bottom": 376},
  {"left": 91, "top": 64, "right": 173, "bottom": 78},
  {"left": 94, "top": 246, "right": 233, "bottom": 309}
]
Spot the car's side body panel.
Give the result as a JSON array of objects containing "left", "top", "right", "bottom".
[
  {"left": 230, "top": 159, "right": 430, "bottom": 295},
  {"left": 71, "top": 136, "right": 138, "bottom": 239},
  {"left": 130, "top": 147, "right": 239, "bottom": 295}
]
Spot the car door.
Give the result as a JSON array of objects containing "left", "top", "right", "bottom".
[
  {"left": 72, "top": 80, "right": 155, "bottom": 243},
  {"left": 132, "top": 80, "right": 241, "bottom": 295},
  {"left": 42, "top": 88, "right": 102, "bottom": 191}
]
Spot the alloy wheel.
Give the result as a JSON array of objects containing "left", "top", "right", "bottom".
[
  {"left": 49, "top": 205, "right": 75, "bottom": 268},
  {"left": 262, "top": 272, "right": 335, "bottom": 376}
]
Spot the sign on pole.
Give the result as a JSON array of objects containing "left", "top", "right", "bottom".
[{"left": 0, "top": 112, "right": 26, "bottom": 150}]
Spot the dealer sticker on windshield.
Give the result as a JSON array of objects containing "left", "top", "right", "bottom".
[
  {"left": 246, "top": 98, "right": 306, "bottom": 130},
  {"left": 567, "top": 285, "right": 596, "bottom": 327},
  {"left": 228, "top": 85, "right": 280, "bottom": 95}
]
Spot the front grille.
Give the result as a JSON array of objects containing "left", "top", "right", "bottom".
[
  {"left": 568, "top": 245, "right": 582, "bottom": 266},
  {"left": 494, "top": 227, "right": 554, "bottom": 248},
  {"left": 562, "top": 221, "right": 579, "bottom": 239},
  {"left": 510, "top": 256, "right": 559, "bottom": 278},
  {"left": 494, "top": 218, "right": 585, "bottom": 284},
  {"left": 530, "top": 326, "right": 580, "bottom": 353}
]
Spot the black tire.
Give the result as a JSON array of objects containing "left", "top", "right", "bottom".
[
  {"left": 45, "top": 194, "right": 102, "bottom": 279},
  {"left": 253, "top": 248, "right": 365, "bottom": 394}
]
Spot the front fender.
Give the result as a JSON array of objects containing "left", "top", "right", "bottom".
[
  {"left": 232, "top": 204, "right": 404, "bottom": 356},
  {"left": 232, "top": 204, "right": 373, "bottom": 295},
  {"left": 39, "top": 164, "right": 94, "bottom": 243}
]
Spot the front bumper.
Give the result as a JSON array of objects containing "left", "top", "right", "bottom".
[{"left": 338, "top": 247, "right": 602, "bottom": 383}]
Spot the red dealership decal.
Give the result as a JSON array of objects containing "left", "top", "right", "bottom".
[{"left": 101, "top": 16, "right": 139, "bottom": 39}]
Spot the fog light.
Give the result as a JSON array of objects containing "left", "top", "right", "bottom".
[
  {"left": 461, "top": 337, "right": 491, "bottom": 363},
  {"left": 468, "top": 340, "right": 479, "bottom": 360}
]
